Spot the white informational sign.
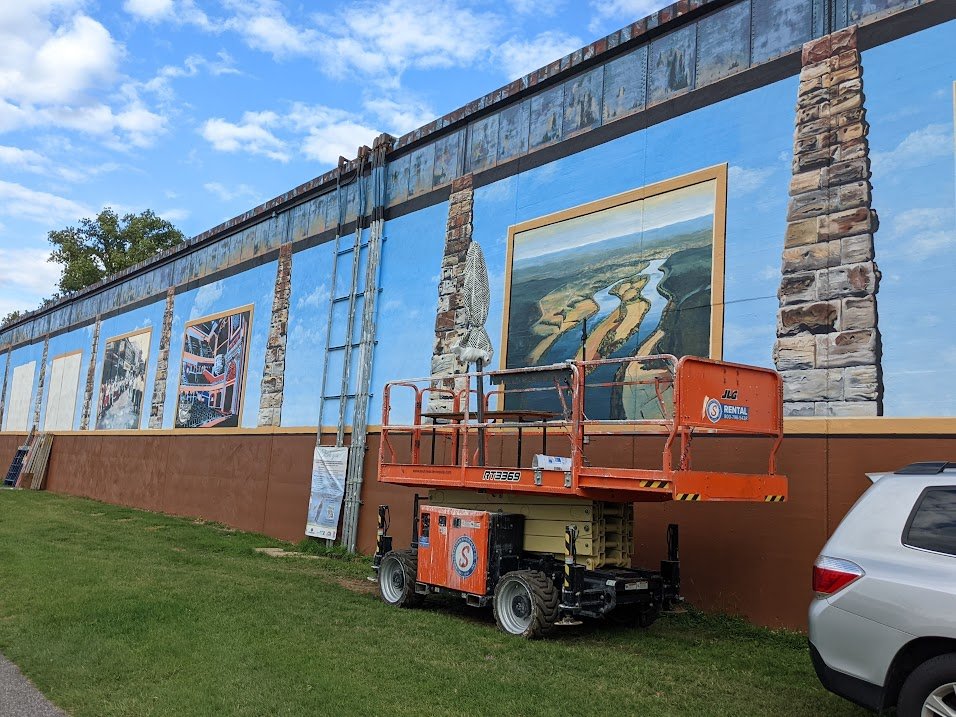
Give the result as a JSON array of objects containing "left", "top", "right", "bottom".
[{"left": 305, "top": 446, "right": 349, "bottom": 540}]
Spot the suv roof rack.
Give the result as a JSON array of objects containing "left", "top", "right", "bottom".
[{"left": 894, "top": 461, "right": 955, "bottom": 475}]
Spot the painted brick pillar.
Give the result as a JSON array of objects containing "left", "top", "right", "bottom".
[
  {"left": 0, "top": 349, "right": 10, "bottom": 427},
  {"left": 33, "top": 336, "right": 49, "bottom": 428},
  {"left": 773, "top": 25, "right": 883, "bottom": 417},
  {"left": 258, "top": 242, "right": 292, "bottom": 426},
  {"left": 80, "top": 317, "right": 101, "bottom": 430},
  {"left": 148, "top": 288, "right": 176, "bottom": 429},
  {"left": 429, "top": 174, "right": 474, "bottom": 411}
]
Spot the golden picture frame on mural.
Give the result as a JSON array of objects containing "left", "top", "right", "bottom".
[
  {"left": 501, "top": 164, "right": 727, "bottom": 420},
  {"left": 175, "top": 305, "right": 254, "bottom": 429}
]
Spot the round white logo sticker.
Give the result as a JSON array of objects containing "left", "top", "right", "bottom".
[
  {"left": 452, "top": 536, "right": 478, "bottom": 578},
  {"left": 705, "top": 397, "right": 723, "bottom": 424}
]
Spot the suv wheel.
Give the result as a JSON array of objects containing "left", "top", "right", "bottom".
[{"left": 898, "top": 653, "right": 956, "bottom": 717}]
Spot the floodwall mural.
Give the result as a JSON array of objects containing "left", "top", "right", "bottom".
[
  {"left": 44, "top": 351, "right": 82, "bottom": 431},
  {"left": 0, "top": 16, "right": 953, "bottom": 434},
  {"left": 96, "top": 329, "right": 151, "bottom": 430},
  {"left": 175, "top": 306, "right": 252, "bottom": 429},
  {"left": 502, "top": 168, "right": 725, "bottom": 419}
]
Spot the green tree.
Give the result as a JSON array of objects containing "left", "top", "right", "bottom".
[{"left": 48, "top": 208, "right": 186, "bottom": 292}]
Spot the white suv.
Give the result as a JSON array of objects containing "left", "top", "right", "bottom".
[{"left": 809, "top": 462, "right": 956, "bottom": 715}]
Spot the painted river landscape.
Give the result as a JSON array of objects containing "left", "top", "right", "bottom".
[{"left": 504, "top": 179, "right": 717, "bottom": 420}]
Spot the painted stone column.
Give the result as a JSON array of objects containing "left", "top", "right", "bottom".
[
  {"left": 0, "top": 349, "right": 10, "bottom": 427},
  {"left": 258, "top": 242, "right": 292, "bottom": 427},
  {"left": 148, "top": 288, "right": 176, "bottom": 429},
  {"left": 33, "top": 336, "right": 49, "bottom": 428},
  {"left": 773, "top": 25, "right": 883, "bottom": 417},
  {"left": 80, "top": 317, "right": 101, "bottom": 430},
  {"left": 429, "top": 174, "right": 474, "bottom": 411}
]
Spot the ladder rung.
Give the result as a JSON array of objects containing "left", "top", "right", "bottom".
[
  {"left": 327, "top": 343, "right": 361, "bottom": 351},
  {"left": 323, "top": 394, "right": 357, "bottom": 400},
  {"left": 332, "top": 292, "right": 366, "bottom": 304},
  {"left": 336, "top": 242, "right": 369, "bottom": 257}
]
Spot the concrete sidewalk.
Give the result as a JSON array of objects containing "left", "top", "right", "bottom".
[{"left": 0, "top": 654, "right": 66, "bottom": 717}]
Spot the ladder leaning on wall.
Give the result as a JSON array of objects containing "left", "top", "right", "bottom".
[{"left": 315, "top": 136, "right": 391, "bottom": 552}]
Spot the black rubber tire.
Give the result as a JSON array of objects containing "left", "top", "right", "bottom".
[
  {"left": 897, "top": 653, "right": 956, "bottom": 717},
  {"left": 378, "top": 549, "right": 423, "bottom": 608},
  {"left": 492, "top": 570, "right": 559, "bottom": 639}
]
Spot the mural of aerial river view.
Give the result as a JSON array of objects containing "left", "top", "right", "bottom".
[{"left": 503, "top": 175, "right": 720, "bottom": 420}]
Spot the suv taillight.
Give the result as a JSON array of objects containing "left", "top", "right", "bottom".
[{"left": 813, "top": 556, "right": 864, "bottom": 598}]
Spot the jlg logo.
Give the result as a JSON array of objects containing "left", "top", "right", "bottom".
[{"left": 721, "top": 389, "right": 738, "bottom": 400}]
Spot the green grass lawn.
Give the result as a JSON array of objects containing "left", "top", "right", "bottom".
[{"left": 0, "top": 490, "right": 865, "bottom": 717}]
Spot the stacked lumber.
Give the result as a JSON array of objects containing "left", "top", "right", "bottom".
[
  {"left": 16, "top": 433, "right": 54, "bottom": 490},
  {"left": 428, "top": 489, "right": 634, "bottom": 570}
]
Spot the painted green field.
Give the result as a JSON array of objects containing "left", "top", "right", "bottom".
[{"left": 0, "top": 490, "right": 865, "bottom": 716}]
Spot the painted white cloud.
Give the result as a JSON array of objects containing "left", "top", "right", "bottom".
[
  {"left": 886, "top": 207, "right": 954, "bottom": 261},
  {"left": 190, "top": 280, "right": 224, "bottom": 319},
  {"left": 0, "top": 180, "right": 90, "bottom": 224},
  {"left": 871, "top": 123, "right": 952, "bottom": 178},
  {"left": 496, "top": 31, "right": 582, "bottom": 79},
  {"left": 728, "top": 165, "right": 775, "bottom": 196},
  {"left": 588, "top": 0, "right": 670, "bottom": 33}
]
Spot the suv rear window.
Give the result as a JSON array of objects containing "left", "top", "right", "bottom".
[{"left": 905, "top": 487, "right": 956, "bottom": 556}]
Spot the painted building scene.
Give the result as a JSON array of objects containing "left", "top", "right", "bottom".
[{"left": 0, "top": 0, "right": 953, "bottom": 632}]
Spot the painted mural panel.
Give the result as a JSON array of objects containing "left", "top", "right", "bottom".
[
  {"left": 163, "top": 262, "right": 274, "bottom": 428},
  {"left": 696, "top": 1, "right": 752, "bottom": 86},
  {"left": 861, "top": 21, "right": 956, "bottom": 417},
  {"left": 175, "top": 306, "right": 253, "bottom": 428},
  {"left": 564, "top": 67, "right": 603, "bottom": 138},
  {"left": 44, "top": 351, "right": 82, "bottom": 431},
  {"left": 497, "top": 100, "right": 530, "bottom": 162},
  {"left": 386, "top": 153, "right": 410, "bottom": 207},
  {"left": 407, "top": 145, "right": 436, "bottom": 198},
  {"left": 96, "top": 329, "right": 151, "bottom": 430},
  {"left": 432, "top": 129, "right": 463, "bottom": 187},
  {"left": 602, "top": 46, "right": 647, "bottom": 125},
  {"left": 6, "top": 361, "right": 35, "bottom": 431},
  {"left": 751, "top": 0, "right": 812, "bottom": 64},
  {"left": 502, "top": 167, "right": 725, "bottom": 419},
  {"left": 647, "top": 24, "right": 697, "bottom": 105},
  {"left": 848, "top": 0, "right": 917, "bottom": 23},
  {"left": 529, "top": 84, "right": 564, "bottom": 150},
  {"left": 467, "top": 113, "right": 499, "bottom": 174}
]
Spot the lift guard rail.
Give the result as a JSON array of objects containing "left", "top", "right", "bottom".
[{"left": 378, "top": 355, "right": 787, "bottom": 503}]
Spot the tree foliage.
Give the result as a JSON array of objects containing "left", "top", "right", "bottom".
[{"left": 48, "top": 208, "right": 186, "bottom": 293}]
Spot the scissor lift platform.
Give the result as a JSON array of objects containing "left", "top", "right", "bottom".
[{"left": 378, "top": 355, "right": 787, "bottom": 504}]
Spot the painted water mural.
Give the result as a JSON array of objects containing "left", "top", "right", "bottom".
[{"left": 503, "top": 174, "right": 720, "bottom": 419}]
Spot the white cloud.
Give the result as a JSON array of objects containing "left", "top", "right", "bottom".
[
  {"left": 201, "top": 102, "right": 382, "bottom": 166},
  {"left": 496, "top": 31, "right": 582, "bottom": 79},
  {"left": 160, "top": 207, "right": 190, "bottom": 222},
  {"left": 728, "top": 165, "right": 775, "bottom": 196},
  {"left": 123, "top": 0, "right": 174, "bottom": 20},
  {"left": 509, "top": 0, "right": 564, "bottom": 15},
  {"left": 0, "top": 246, "right": 60, "bottom": 316},
  {"left": 588, "top": 0, "right": 671, "bottom": 34},
  {"left": 204, "top": 182, "right": 259, "bottom": 202},
  {"left": 296, "top": 282, "right": 328, "bottom": 310},
  {"left": 201, "top": 112, "right": 289, "bottom": 162},
  {"left": 363, "top": 97, "right": 435, "bottom": 135},
  {"left": 124, "top": 0, "right": 217, "bottom": 29},
  {"left": 0, "top": 4, "right": 168, "bottom": 148},
  {"left": 871, "top": 124, "right": 952, "bottom": 178},
  {"left": 0, "top": 180, "right": 90, "bottom": 224}
]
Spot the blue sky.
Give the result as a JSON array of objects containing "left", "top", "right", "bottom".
[{"left": 0, "top": 0, "right": 670, "bottom": 319}]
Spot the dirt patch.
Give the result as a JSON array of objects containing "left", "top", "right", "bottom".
[{"left": 334, "top": 576, "right": 379, "bottom": 596}]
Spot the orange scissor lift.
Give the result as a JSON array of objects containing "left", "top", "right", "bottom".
[{"left": 373, "top": 355, "right": 788, "bottom": 637}]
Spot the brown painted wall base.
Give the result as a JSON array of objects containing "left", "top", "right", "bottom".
[{"left": 1, "top": 430, "right": 953, "bottom": 630}]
